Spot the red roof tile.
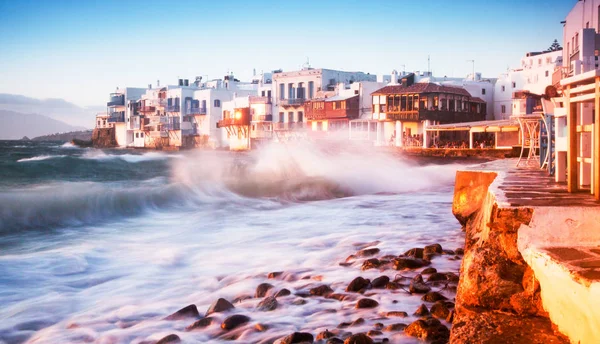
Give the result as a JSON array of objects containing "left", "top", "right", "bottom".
[{"left": 371, "top": 83, "right": 472, "bottom": 97}]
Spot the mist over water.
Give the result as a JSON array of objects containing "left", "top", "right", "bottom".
[{"left": 0, "top": 140, "right": 468, "bottom": 344}]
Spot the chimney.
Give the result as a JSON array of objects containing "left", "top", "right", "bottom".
[
  {"left": 148, "top": 84, "right": 152, "bottom": 89},
  {"left": 178, "top": 79, "right": 183, "bottom": 86},
  {"left": 390, "top": 70, "right": 399, "bottom": 85},
  {"left": 157, "top": 80, "right": 160, "bottom": 87},
  {"left": 184, "top": 79, "right": 189, "bottom": 87}
]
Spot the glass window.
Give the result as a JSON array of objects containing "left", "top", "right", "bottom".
[{"left": 214, "top": 100, "right": 221, "bottom": 107}]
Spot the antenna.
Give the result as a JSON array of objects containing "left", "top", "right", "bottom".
[
  {"left": 467, "top": 60, "right": 475, "bottom": 80},
  {"left": 427, "top": 55, "right": 431, "bottom": 74}
]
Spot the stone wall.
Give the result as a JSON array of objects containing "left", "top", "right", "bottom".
[{"left": 92, "top": 128, "right": 117, "bottom": 148}]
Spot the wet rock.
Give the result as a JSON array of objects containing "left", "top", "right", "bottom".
[
  {"left": 232, "top": 294, "right": 252, "bottom": 303},
  {"left": 268, "top": 271, "right": 283, "bottom": 279},
  {"left": 165, "top": 304, "right": 200, "bottom": 320},
  {"left": 317, "top": 330, "right": 336, "bottom": 340},
  {"left": 310, "top": 284, "right": 333, "bottom": 296},
  {"left": 328, "top": 293, "right": 356, "bottom": 302},
  {"left": 427, "top": 273, "right": 448, "bottom": 282},
  {"left": 255, "top": 323, "right": 269, "bottom": 332},
  {"left": 383, "top": 323, "right": 407, "bottom": 331},
  {"left": 221, "top": 314, "right": 250, "bottom": 330},
  {"left": 206, "top": 298, "right": 234, "bottom": 316},
  {"left": 455, "top": 248, "right": 464, "bottom": 255},
  {"left": 357, "top": 248, "right": 380, "bottom": 257},
  {"left": 356, "top": 298, "right": 379, "bottom": 309},
  {"left": 445, "top": 272, "right": 459, "bottom": 283},
  {"left": 385, "top": 282, "right": 402, "bottom": 290},
  {"left": 338, "top": 321, "right": 351, "bottom": 329},
  {"left": 404, "top": 248, "right": 424, "bottom": 259},
  {"left": 343, "top": 333, "right": 374, "bottom": 344},
  {"left": 156, "top": 334, "right": 181, "bottom": 344},
  {"left": 257, "top": 296, "right": 278, "bottom": 311},
  {"left": 386, "top": 311, "right": 408, "bottom": 317},
  {"left": 424, "top": 253, "right": 435, "bottom": 261},
  {"left": 442, "top": 249, "right": 455, "bottom": 255},
  {"left": 275, "top": 288, "right": 291, "bottom": 298},
  {"left": 404, "top": 317, "right": 450, "bottom": 342},
  {"left": 351, "top": 318, "right": 365, "bottom": 326},
  {"left": 371, "top": 276, "right": 390, "bottom": 289},
  {"left": 421, "top": 267, "right": 437, "bottom": 275},
  {"left": 446, "top": 309, "right": 454, "bottom": 323},
  {"left": 346, "top": 277, "right": 370, "bottom": 292},
  {"left": 280, "top": 332, "right": 314, "bottom": 344},
  {"left": 255, "top": 283, "right": 274, "bottom": 298},
  {"left": 185, "top": 317, "right": 213, "bottom": 331},
  {"left": 292, "top": 298, "right": 307, "bottom": 305},
  {"left": 409, "top": 275, "right": 431, "bottom": 294},
  {"left": 430, "top": 301, "right": 450, "bottom": 319},
  {"left": 339, "top": 262, "right": 353, "bottom": 267},
  {"left": 424, "top": 244, "right": 443, "bottom": 255},
  {"left": 393, "top": 257, "right": 430, "bottom": 270},
  {"left": 361, "top": 258, "right": 383, "bottom": 270},
  {"left": 327, "top": 339, "right": 344, "bottom": 344},
  {"left": 421, "top": 292, "right": 448, "bottom": 302},
  {"left": 367, "top": 330, "right": 382, "bottom": 336},
  {"left": 414, "top": 304, "right": 430, "bottom": 316}
]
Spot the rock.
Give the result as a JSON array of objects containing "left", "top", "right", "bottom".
[
  {"left": 367, "top": 330, "right": 382, "bottom": 336},
  {"left": 373, "top": 322, "right": 384, "bottom": 330},
  {"left": 446, "top": 309, "right": 454, "bottom": 323},
  {"left": 424, "top": 244, "right": 443, "bottom": 255},
  {"left": 339, "top": 262, "right": 353, "bottom": 267},
  {"left": 386, "top": 311, "right": 408, "bottom": 317},
  {"left": 292, "top": 298, "right": 307, "bottom": 305},
  {"left": 343, "top": 333, "right": 374, "bottom": 344},
  {"left": 445, "top": 272, "right": 460, "bottom": 283},
  {"left": 393, "top": 257, "right": 430, "bottom": 270},
  {"left": 346, "top": 277, "right": 370, "bottom": 292},
  {"left": 357, "top": 248, "right": 380, "bottom": 257},
  {"left": 317, "top": 330, "right": 336, "bottom": 340},
  {"left": 186, "top": 316, "right": 213, "bottom": 331},
  {"left": 361, "top": 258, "right": 383, "bottom": 270},
  {"left": 255, "top": 283, "right": 274, "bottom": 298},
  {"left": 257, "top": 296, "right": 278, "bottom": 311},
  {"left": 156, "top": 334, "right": 181, "bottom": 344},
  {"left": 414, "top": 304, "right": 430, "bottom": 316},
  {"left": 383, "top": 323, "right": 407, "bottom": 331},
  {"left": 280, "top": 332, "right": 314, "bottom": 344},
  {"left": 385, "top": 282, "right": 402, "bottom": 290},
  {"left": 409, "top": 275, "right": 431, "bottom": 294},
  {"left": 221, "top": 314, "right": 250, "bottom": 330},
  {"left": 421, "top": 292, "right": 448, "bottom": 302},
  {"left": 455, "top": 248, "right": 464, "bottom": 255},
  {"left": 351, "top": 318, "right": 365, "bottom": 326},
  {"left": 255, "top": 323, "right": 269, "bottom": 332},
  {"left": 328, "top": 293, "right": 355, "bottom": 301},
  {"left": 356, "top": 298, "right": 379, "bottom": 309},
  {"left": 268, "top": 271, "right": 283, "bottom": 279},
  {"left": 371, "top": 276, "right": 390, "bottom": 289},
  {"left": 404, "top": 248, "right": 424, "bottom": 259},
  {"left": 275, "top": 288, "right": 291, "bottom": 298},
  {"left": 404, "top": 318, "right": 450, "bottom": 342},
  {"left": 205, "top": 298, "right": 234, "bottom": 316},
  {"left": 165, "top": 304, "right": 200, "bottom": 320},
  {"left": 232, "top": 294, "right": 252, "bottom": 303},
  {"left": 442, "top": 249, "right": 455, "bottom": 255},
  {"left": 327, "top": 339, "right": 344, "bottom": 344},
  {"left": 338, "top": 321, "right": 351, "bottom": 329},
  {"left": 421, "top": 267, "right": 437, "bottom": 275},
  {"left": 310, "top": 284, "right": 333, "bottom": 296},
  {"left": 427, "top": 273, "right": 448, "bottom": 282},
  {"left": 430, "top": 301, "right": 450, "bottom": 319}
]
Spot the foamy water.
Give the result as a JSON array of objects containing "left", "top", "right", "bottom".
[{"left": 0, "top": 141, "right": 467, "bottom": 344}]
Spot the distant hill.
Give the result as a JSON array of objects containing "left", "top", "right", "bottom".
[
  {"left": 0, "top": 93, "right": 102, "bottom": 128},
  {"left": 32, "top": 130, "right": 93, "bottom": 142},
  {"left": 0, "top": 110, "right": 85, "bottom": 140}
]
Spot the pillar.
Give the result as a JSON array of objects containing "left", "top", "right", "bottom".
[
  {"left": 566, "top": 85, "right": 578, "bottom": 193},
  {"left": 595, "top": 77, "right": 600, "bottom": 200},
  {"left": 422, "top": 120, "right": 429, "bottom": 148},
  {"left": 395, "top": 120, "right": 403, "bottom": 147},
  {"left": 469, "top": 130, "right": 474, "bottom": 149}
]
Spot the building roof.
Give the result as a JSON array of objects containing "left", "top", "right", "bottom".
[
  {"left": 372, "top": 82, "right": 472, "bottom": 97},
  {"left": 471, "top": 97, "right": 487, "bottom": 103},
  {"left": 323, "top": 94, "right": 357, "bottom": 102}
]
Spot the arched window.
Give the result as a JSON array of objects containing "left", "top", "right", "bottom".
[{"left": 214, "top": 99, "right": 221, "bottom": 107}]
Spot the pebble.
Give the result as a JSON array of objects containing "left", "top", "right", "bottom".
[
  {"left": 221, "top": 314, "right": 250, "bottom": 330},
  {"left": 356, "top": 298, "right": 379, "bottom": 309},
  {"left": 280, "top": 332, "right": 314, "bottom": 344},
  {"left": 371, "top": 276, "right": 390, "bottom": 289},
  {"left": 343, "top": 333, "right": 374, "bottom": 344},
  {"left": 310, "top": 284, "right": 333, "bottom": 296},
  {"left": 255, "top": 283, "right": 274, "bottom": 298},
  {"left": 421, "top": 291, "right": 448, "bottom": 302},
  {"left": 185, "top": 317, "right": 213, "bottom": 331},
  {"left": 257, "top": 296, "right": 278, "bottom": 311},
  {"left": 346, "top": 277, "right": 370, "bottom": 292},
  {"left": 275, "top": 288, "right": 291, "bottom": 298},
  {"left": 357, "top": 248, "right": 380, "bottom": 257}
]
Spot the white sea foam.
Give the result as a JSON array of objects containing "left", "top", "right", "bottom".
[
  {"left": 59, "top": 142, "right": 79, "bottom": 149},
  {"left": 82, "top": 150, "right": 181, "bottom": 163},
  {"left": 17, "top": 155, "right": 66, "bottom": 162}
]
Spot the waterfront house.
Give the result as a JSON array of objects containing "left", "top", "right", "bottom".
[{"left": 104, "top": 87, "right": 146, "bottom": 147}]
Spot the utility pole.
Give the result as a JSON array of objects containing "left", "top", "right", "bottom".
[{"left": 467, "top": 60, "right": 475, "bottom": 80}]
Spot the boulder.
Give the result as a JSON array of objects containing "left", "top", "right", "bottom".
[
  {"left": 361, "top": 258, "right": 384, "bottom": 270},
  {"left": 257, "top": 296, "right": 278, "bottom": 311},
  {"left": 156, "top": 334, "right": 181, "bottom": 344},
  {"left": 421, "top": 267, "right": 437, "bottom": 275},
  {"left": 316, "top": 330, "right": 336, "bottom": 340},
  {"left": 386, "top": 311, "right": 408, "bottom": 317},
  {"left": 409, "top": 275, "right": 431, "bottom": 294},
  {"left": 221, "top": 314, "right": 250, "bottom": 330},
  {"left": 430, "top": 301, "right": 450, "bottom": 319},
  {"left": 393, "top": 257, "right": 430, "bottom": 270},
  {"left": 255, "top": 323, "right": 269, "bottom": 332},
  {"left": 357, "top": 248, "right": 380, "bottom": 257},
  {"left": 343, "top": 333, "right": 374, "bottom": 344},
  {"left": 268, "top": 271, "right": 283, "bottom": 279},
  {"left": 421, "top": 292, "right": 448, "bottom": 302},
  {"left": 186, "top": 317, "right": 213, "bottom": 331},
  {"left": 404, "top": 248, "right": 424, "bottom": 259},
  {"left": 232, "top": 294, "right": 252, "bottom": 303},
  {"left": 275, "top": 288, "right": 291, "bottom": 298},
  {"left": 346, "top": 277, "right": 370, "bottom": 292},
  {"left": 367, "top": 330, "right": 382, "bottom": 336},
  {"left": 356, "top": 298, "right": 379, "bottom": 309},
  {"left": 414, "top": 304, "right": 430, "bottom": 316},
  {"left": 351, "top": 318, "right": 365, "bottom": 326},
  {"left": 165, "top": 304, "right": 200, "bottom": 320},
  {"left": 310, "top": 284, "right": 333, "bottom": 296},
  {"left": 280, "top": 332, "right": 314, "bottom": 344},
  {"left": 383, "top": 323, "right": 407, "bottom": 331},
  {"left": 371, "top": 276, "right": 390, "bottom": 289},
  {"left": 427, "top": 273, "right": 448, "bottom": 282},
  {"left": 255, "top": 283, "right": 274, "bottom": 298},
  {"left": 327, "top": 339, "right": 344, "bottom": 344},
  {"left": 205, "top": 298, "right": 234, "bottom": 316},
  {"left": 455, "top": 248, "right": 464, "bottom": 255},
  {"left": 404, "top": 317, "right": 450, "bottom": 342},
  {"left": 424, "top": 244, "right": 443, "bottom": 255}
]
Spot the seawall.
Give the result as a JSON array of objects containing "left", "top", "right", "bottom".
[
  {"left": 92, "top": 128, "right": 117, "bottom": 148},
  {"left": 450, "top": 164, "right": 600, "bottom": 343}
]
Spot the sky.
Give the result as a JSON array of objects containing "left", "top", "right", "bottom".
[{"left": 0, "top": 0, "right": 576, "bottom": 107}]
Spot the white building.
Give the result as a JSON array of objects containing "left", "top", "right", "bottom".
[{"left": 103, "top": 87, "right": 146, "bottom": 147}]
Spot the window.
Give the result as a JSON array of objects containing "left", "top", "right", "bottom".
[
  {"left": 261, "top": 91, "right": 265, "bottom": 97},
  {"left": 501, "top": 105, "right": 506, "bottom": 114},
  {"left": 512, "top": 82, "right": 516, "bottom": 88},
  {"left": 308, "top": 81, "right": 314, "bottom": 99},
  {"left": 279, "top": 112, "right": 284, "bottom": 122},
  {"left": 98, "top": 120, "right": 101, "bottom": 126},
  {"left": 279, "top": 84, "right": 285, "bottom": 100},
  {"left": 136, "top": 133, "right": 139, "bottom": 138},
  {"left": 501, "top": 86, "right": 505, "bottom": 92},
  {"left": 482, "top": 88, "right": 486, "bottom": 95},
  {"left": 545, "top": 70, "right": 549, "bottom": 77},
  {"left": 333, "top": 102, "right": 337, "bottom": 110},
  {"left": 298, "top": 112, "right": 303, "bottom": 122},
  {"left": 288, "top": 83, "right": 294, "bottom": 99},
  {"left": 288, "top": 112, "right": 294, "bottom": 123},
  {"left": 214, "top": 99, "right": 221, "bottom": 107},
  {"left": 141, "top": 133, "right": 144, "bottom": 138}
]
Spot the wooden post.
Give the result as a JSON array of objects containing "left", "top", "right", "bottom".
[
  {"left": 566, "top": 85, "right": 578, "bottom": 193},
  {"left": 595, "top": 77, "right": 600, "bottom": 200}
]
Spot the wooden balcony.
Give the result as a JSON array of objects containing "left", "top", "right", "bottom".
[
  {"left": 138, "top": 106, "right": 156, "bottom": 113},
  {"left": 383, "top": 109, "right": 485, "bottom": 123}
]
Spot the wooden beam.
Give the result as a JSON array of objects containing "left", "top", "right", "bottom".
[
  {"left": 595, "top": 77, "right": 600, "bottom": 200},
  {"left": 566, "top": 86, "right": 578, "bottom": 193}
]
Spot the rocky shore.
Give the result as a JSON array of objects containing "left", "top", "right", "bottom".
[{"left": 86, "top": 240, "right": 463, "bottom": 344}]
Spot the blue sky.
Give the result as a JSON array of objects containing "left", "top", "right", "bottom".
[{"left": 0, "top": 0, "right": 575, "bottom": 107}]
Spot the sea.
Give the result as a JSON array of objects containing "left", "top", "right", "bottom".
[{"left": 0, "top": 140, "right": 469, "bottom": 344}]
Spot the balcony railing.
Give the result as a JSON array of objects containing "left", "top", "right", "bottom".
[
  {"left": 165, "top": 105, "right": 180, "bottom": 112},
  {"left": 280, "top": 98, "right": 305, "bottom": 107},
  {"left": 107, "top": 94, "right": 125, "bottom": 107},
  {"left": 383, "top": 109, "right": 485, "bottom": 123},
  {"left": 138, "top": 106, "right": 156, "bottom": 113},
  {"left": 252, "top": 114, "right": 273, "bottom": 122},
  {"left": 273, "top": 122, "right": 306, "bottom": 131},
  {"left": 249, "top": 96, "right": 272, "bottom": 104},
  {"left": 107, "top": 111, "right": 125, "bottom": 123},
  {"left": 182, "top": 128, "right": 199, "bottom": 136},
  {"left": 187, "top": 107, "right": 207, "bottom": 115},
  {"left": 164, "top": 123, "right": 181, "bottom": 130}
]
